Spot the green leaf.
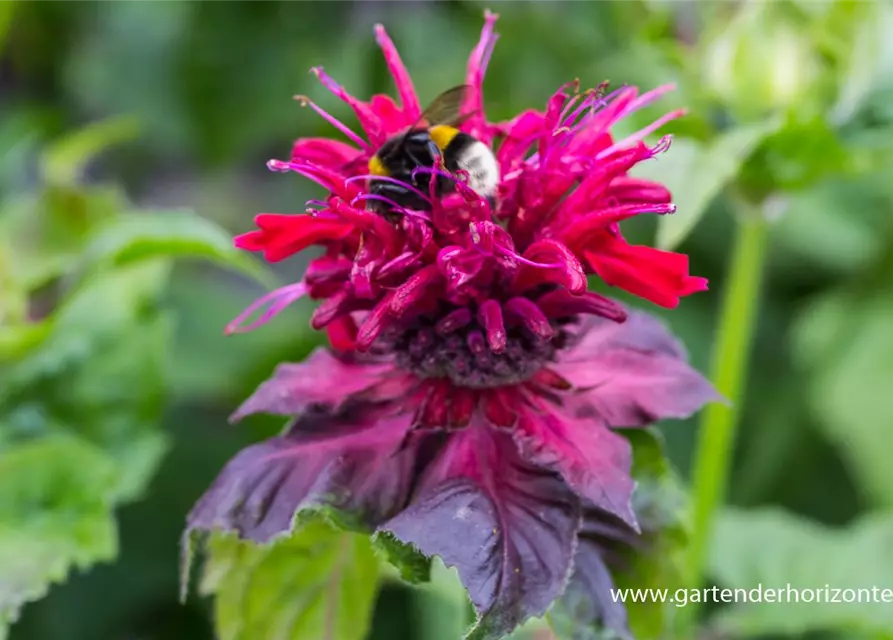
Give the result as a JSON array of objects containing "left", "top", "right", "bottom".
[
  {"left": 740, "top": 115, "right": 851, "bottom": 193},
  {"left": 828, "top": 4, "right": 882, "bottom": 125},
  {"left": 40, "top": 116, "right": 141, "bottom": 187},
  {"left": 2, "top": 186, "right": 126, "bottom": 292},
  {"left": 2, "top": 260, "right": 171, "bottom": 392},
  {"left": 2, "top": 261, "right": 174, "bottom": 503},
  {"left": 792, "top": 281, "right": 893, "bottom": 507},
  {"left": 80, "top": 210, "right": 274, "bottom": 288},
  {"left": 0, "top": 1, "right": 16, "bottom": 54},
  {"left": 771, "top": 177, "right": 887, "bottom": 275},
  {"left": 0, "top": 238, "right": 27, "bottom": 327},
  {"left": 199, "top": 519, "right": 381, "bottom": 640},
  {"left": 708, "top": 508, "right": 893, "bottom": 636},
  {"left": 633, "top": 119, "right": 780, "bottom": 250},
  {"left": 0, "top": 436, "right": 119, "bottom": 633},
  {"left": 373, "top": 531, "right": 432, "bottom": 584}
]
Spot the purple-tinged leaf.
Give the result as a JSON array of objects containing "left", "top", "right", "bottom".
[
  {"left": 514, "top": 400, "right": 637, "bottom": 529},
  {"left": 382, "top": 427, "right": 582, "bottom": 640},
  {"left": 229, "top": 348, "right": 397, "bottom": 422},
  {"left": 186, "top": 409, "right": 416, "bottom": 544},
  {"left": 548, "top": 538, "right": 632, "bottom": 640},
  {"left": 555, "top": 311, "right": 721, "bottom": 427},
  {"left": 550, "top": 429, "right": 688, "bottom": 640}
]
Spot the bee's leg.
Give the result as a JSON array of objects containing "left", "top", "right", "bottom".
[
  {"left": 426, "top": 140, "right": 444, "bottom": 166},
  {"left": 373, "top": 181, "right": 431, "bottom": 212},
  {"left": 424, "top": 139, "right": 455, "bottom": 197}
]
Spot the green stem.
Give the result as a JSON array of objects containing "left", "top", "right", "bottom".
[{"left": 683, "top": 211, "right": 769, "bottom": 629}]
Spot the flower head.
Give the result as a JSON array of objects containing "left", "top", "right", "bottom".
[{"left": 188, "top": 12, "right": 716, "bottom": 639}]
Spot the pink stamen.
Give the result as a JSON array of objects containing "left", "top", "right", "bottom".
[
  {"left": 344, "top": 174, "right": 432, "bottom": 204},
  {"left": 225, "top": 282, "right": 307, "bottom": 335},
  {"left": 267, "top": 159, "right": 358, "bottom": 198},
  {"left": 311, "top": 66, "right": 385, "bottom": 144},
  {"left": 350, "top": 194, "right": 431, "bottom": 222},
  {"left": 596, "top": 110, "right": 686, "bottom": 160},
  {"left": 499, "top": 246, "right": 564, "bottom": 270},
  {"left": 557, "top": 93, "right": 583, "bottom": 127},
  {"left": 619, "top": 83, "right": 677, "bottom": 120},
  {"left": 565, "top": 91, "right": 610, "bottom": 130},
  {"left": 293, "top": 95, "right": 371, "bottom": 150}
]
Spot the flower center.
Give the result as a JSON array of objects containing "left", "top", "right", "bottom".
[{"left": 393, "top": 313, "right": 559, "bottom": 389}]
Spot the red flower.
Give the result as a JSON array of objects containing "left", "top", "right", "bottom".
[
  {"left": 230, "top": 12, "right": 705, "bottom": 337},
  {"left": 188, "top": 12, "right": 716, "bottom": 640}
]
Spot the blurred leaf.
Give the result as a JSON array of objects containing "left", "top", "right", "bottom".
[
  {"left": 0, "top": 436, "right": 119, "bottom": 634},
  {"left": 3, "top": 260, "right": 170, "bottom": 391},
  {"left": 80, "top": 209, "right": 274, "bottom": 288},
  {"left": 165, "top": 268, "right": 318, "bottom": 403},
  {"left": 771, "top": 176, "right": 889, "bottom": 275},
  {"left": 413, "top": 559, "right": 469, "bottom": 640},
  {"left": 793, "top": 280, "right": 893, "bottom": 507},
  {"left": 0, "top": 239, "right": 27, "bottom": 327},
  {"left": 740, "top": 115, "right": 851, "bottom": 193},
  {"left": 40, "top": 116, "right": 141, "bottom": 187},
  {"left": 2, "top": 260, "right": 174, "bottom": 500},
  {"left": 0, "top": 108, "right": 47, "bottom": 194},
  {"left": 1, "top": 185, "right": 126, "bottom": 292},
  {"left": 199, "top": 519, "right": 380, "bottom": 640},
  {"left": 633, "top": 119, "right": 779, "bottom": 250},
  {"left": 373, "top": 532, "right": 431, "bottom": 585},
  {"left": 828, "top": 2, "right": 889, "bottom": 125},
  {"left": 0, "top": 322, "right": 50, "bottom": 362},
  {"left": 708, "top": 507, "right": 893, "bottom": 636},
  {"left": 699, "top": 2, "right": 824, "bottom": 121},
  {"left": 0, "top": 1, "right": 14, "bottom": 53}
]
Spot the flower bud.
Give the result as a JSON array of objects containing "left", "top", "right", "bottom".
[{"left": 702, "top": 3, "right": 822, "bottom": 120}]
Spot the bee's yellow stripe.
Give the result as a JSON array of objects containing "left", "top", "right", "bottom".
[
  {"left": 368, "top": 155, "right": 388, "bottom": 176},
  {"left": 429, "top": 125, "right": 460, "bottom": 151}
]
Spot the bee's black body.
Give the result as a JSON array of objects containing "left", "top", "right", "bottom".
[
  {"left": 364, "top": 85, "right": 501, "bottom": 220},
  {"left": 369, "top": 128, "right": 480, "bottom": 214}
]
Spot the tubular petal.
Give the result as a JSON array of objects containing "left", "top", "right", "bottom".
[
  {"left": 477, "top": 299, "right": 507, "bottom": 353},
  {"left": 374, "top": 24, "right": 422, "bottom": 122}
]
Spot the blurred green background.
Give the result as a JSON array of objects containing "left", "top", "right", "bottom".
[{"left": 2, "top": 1, "right": 893, "bottom": 639}]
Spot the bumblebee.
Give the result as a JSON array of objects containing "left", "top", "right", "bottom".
[{"left": 366, "top": 85, "right": 499, "bottom": 217}]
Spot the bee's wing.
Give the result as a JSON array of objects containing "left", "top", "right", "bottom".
[{"left": 416, "top": 84, "right": 471, "bottom": 127}]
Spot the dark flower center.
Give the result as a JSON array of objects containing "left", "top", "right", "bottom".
[{"left": 393, "top": 313, "right": 562, "bottom": 389}]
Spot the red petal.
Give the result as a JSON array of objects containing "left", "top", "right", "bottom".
[
  {"left": 584, "top": 233, "right": 708, "bottom": 308},
  {"left": 374, "top": 25, "right": 422, "bottom": 123},
  {"left": 234, "top": 214, "right": 354, "bottom": 263},
  {"left": 370, "top": 94, "right": 413, "bottom": 135},
  {"left": 291, "top": 138, "right": 363, "bottom": 170},
  {"left": 482, "top": 388, "right": 518, "bottom": 428},
  {"left": 512, "top": 239, "right": 587, "bottom": 294},
  {"left": 326, "top": 315, "right": 358, "bottom": 352}
]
